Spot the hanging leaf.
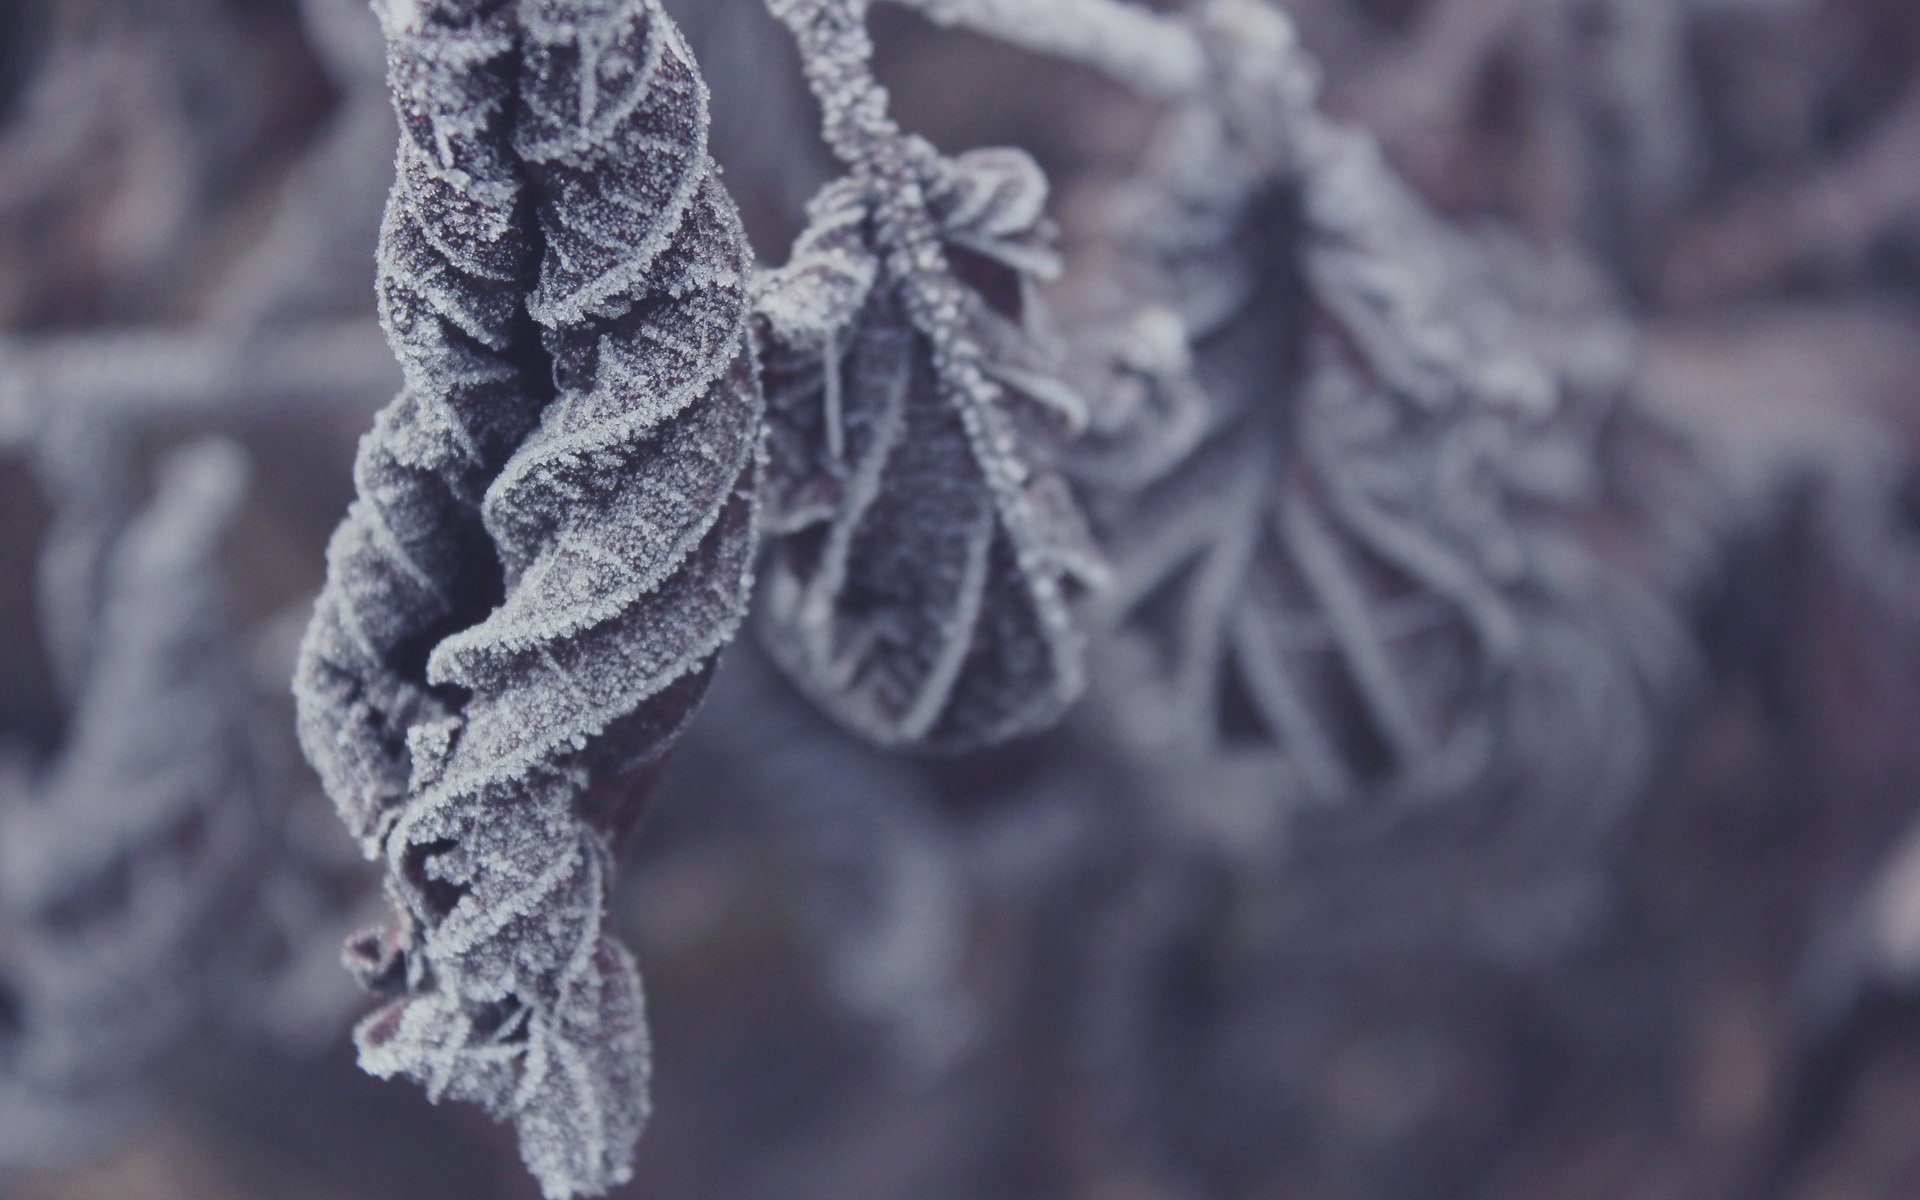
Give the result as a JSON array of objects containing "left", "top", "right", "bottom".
[
  {"left": 1071, "top": 0, "right": 1692, "bottom": 823},
  {"left": 293, "top": 1, "right": 760, "bottom": 1194},
  {"left": 756, "top": 0, "right": 1104, "bottom": 750}
]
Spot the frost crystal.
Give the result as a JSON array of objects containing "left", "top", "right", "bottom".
[
  {"left": 756, "top": 0, "right": 1105, "bottom": 750},
  {"left": 291, "top": 1, "right": 760, "bottom": 1194}
]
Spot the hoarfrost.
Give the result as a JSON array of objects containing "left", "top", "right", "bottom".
[
  {"left": 755, "top": 0, "right": 1106, "bottom": 750},
  {"left": 292, "top": 0, "right": 759, "bottom": 1194}
]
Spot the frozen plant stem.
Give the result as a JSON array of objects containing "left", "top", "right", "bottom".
[
  {"left": 771, "top": 2, "right": 1036, "bottom": 511},
  {"left": 880, "top": 0, "right": 1208, "bottom": 100}
]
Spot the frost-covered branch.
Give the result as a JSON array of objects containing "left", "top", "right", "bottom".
[
  {"left": 756, "top": 0, "right": 1105, "bottom": 747},
  {"left": 0, "top": 322, "right": 395, "bottom": 452},
  {"left": 880, "top": 0, "right": 1208, "bottom": 99}
]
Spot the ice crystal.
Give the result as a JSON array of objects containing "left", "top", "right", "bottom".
[
  {"left": 292, "top": 0, "right": 759, "bottom": 1194},
  {"left": 755, "top": 0, "right": 1105, "bottom": 750}
]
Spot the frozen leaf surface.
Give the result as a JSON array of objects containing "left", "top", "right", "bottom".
[
  {"left": 756, "top": 0, "right": 1104, "bottom": 750},
  {"left": 292, "top": 1, "right": 760, "bottom": 1194}
]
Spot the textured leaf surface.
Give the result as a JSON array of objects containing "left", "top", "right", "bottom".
[
  {"left": 292, "top": 1, "right": 759, "bottom": 1194},
  {"left": 757, "top": 0, "right": 1103, "bottom": 750}
]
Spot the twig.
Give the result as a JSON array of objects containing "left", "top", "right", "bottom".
[
  {"left": 0, "top": 320, "right": 394, "bottom": 450},
  {"left": 880, "top": 0, "right": 1208, "bottom": 100}
]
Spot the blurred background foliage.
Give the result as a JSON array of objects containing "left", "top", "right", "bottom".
[{"left": 3, "top": 0, "right": 1920, "bottom": 1197}]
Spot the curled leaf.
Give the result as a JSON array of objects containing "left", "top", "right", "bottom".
[{"left": 293, "top": 1, "right": 759, "bottom": 1194}]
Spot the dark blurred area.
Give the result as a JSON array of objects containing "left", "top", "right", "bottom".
[{"left": 3, "top": 1, "right": 1920, "bottom": 1198}]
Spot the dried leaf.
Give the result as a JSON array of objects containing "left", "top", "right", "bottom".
[
  {"left": 1071, "top": 0, "right": 1691, "bottom": 822},
  {"left": 293, "top": 1, "right": 760, "bottom": 1194},
  {"left": 756, "top": 0, "right": 1104, "bottom": 750}
]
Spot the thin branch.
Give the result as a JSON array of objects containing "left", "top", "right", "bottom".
[
  {"left": 0, "top": 321, "right": 394, "bottom": 450},
  {"left": 881, "top": 0, "right": 1209, "bottom": 100}
]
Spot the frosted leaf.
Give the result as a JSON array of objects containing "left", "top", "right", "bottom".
[
  {"left": 291, "top": 1, "right": 759, "bottom": 1194},
  {"left": 755, "top": 0, "right": 1105, "bottom": 750},
  {"left": 298, "top": 0, "right": 546, "bottom": 851},
  {"left": 1, "top": 441, "right": 268, "bottom": 1165},
  {"left": 1070, "top": 0, "right": 1691, "bottom": 821}
]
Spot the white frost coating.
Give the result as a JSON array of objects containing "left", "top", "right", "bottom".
[
  {"left": 291, "top": 1, "right": 760, "bottom": 1195},
  {"left": 756, "top": 0, "right": 1106, "bottom": 749}
]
